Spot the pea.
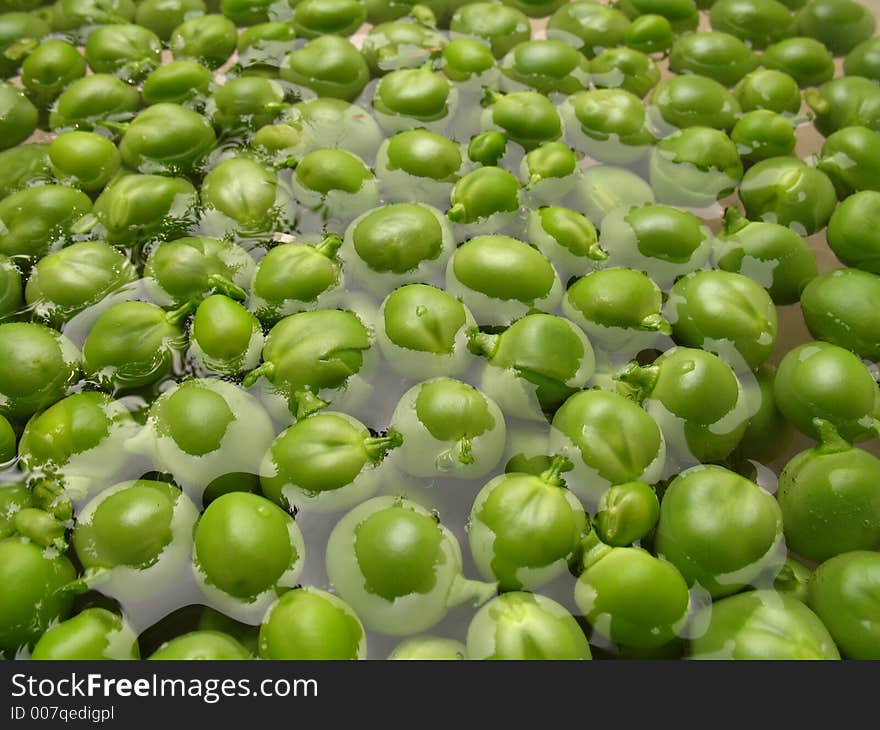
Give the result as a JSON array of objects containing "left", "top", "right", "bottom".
[
  {"left": 481, "top": 90, "right": 563, "bottom": 152},
  {"left": 0, "top": 322, "right": 79, "bottom": 421},
  {"left": 589, "top": 47, "right": 660, "bottom": 99},
  {"left": 84, "top": 23, "right": 162, "bottom": 83},
  {"left": 52, "top": 0, "right": 137, "bottom": 40},
  {"left": 220, "top": 0, "right": 276, "bottom": 25},
  {"left": 446, "top": 167, "right": 521, "bottom": 236},
  {"left": 326, "top": 496, "right": 496, "bottom": 636},
  {"left": 441, "top": 37, "right": 497, "bottom": 83},
  {"left": 774, "top": 341, "right": 880, "bottom": 442},
  {"left": 377, "top": 283, "right": 476, "bottom": 380},
  {"left": 236, "top": 21, "right": 296, "bottom": 73},
  {"left": 292, "top": 0, "right": 365, "bottom": 38},
  {"left": 47, "top": 131, "right": 119, "bottom": 194},
  {"left": 546, "top": 1, "right": 631, "bottom": 57},
  {"left": 806, "top": 77, "right": 880, "bottom": 137},
  {"left": 466, "top": 592, "right": 591, "bottom": 660},
  {"left": 568, "top": 164, "right": 655, "bottom": 226},
  {"left": 210, "top": 76, "right": 286, "bottom": 132},
  {"left": 170, "top": 14, "right": 237, "bottom": 69},
  {"left": 655, "top": 464, "right": 784, "bottom": 598},
  {"left": 689, "top": 590, "right": 839, "bottom": 659},
  {"left": 669, "top": 31, "right": 758, "bottom": 87},
  {"left": 135, "top": 0, "right": 206, "bottom": 42},
  {"left": 260, "top": 587, "right": 366, "bottom": 660},
  {"left": 141, "top": 60, "right": 215, "bottom": 107},
  {"left": 562, "top": 267, "right": 670, "bottom": 355},
  {"left": 260, "top": 411, "right": 400, "bottom": 513},
  {"left": 734, "top": 69, "right": 801, "bottom": 115},
  {"left": 732, "top": 110, "right": 799, "bottom": 163},
  {"left": 31, "top": 607, "right": 139, "bottom": 660},
  {"left": 845, "top": 36, "right": 880, "bottom": 82},
  {"left": 761, "top": 36, "right": 835, "bottom": 88},
  {"left": 190, "top": 294, "right": 264, "bottom": 376},
  {"left": 778, "top": 420, "right": 880, "bottom": 562},
  {"left": 526, "top": 205, "right": 605, "bottom": 280},
  {"left": 0, "top": 414, "right": 16, "bottom": 463},
  {"left": 0, "top": 82, "right": 36, "bottom": 151},
  {"left": 372, "top": 65, "right": 457, "bottom": 135},
  {"left": 365, "top": 0, "right": 447, "bottom": 26},
  {"left": 650, "top": 75, "right": 742, "bottom": 132},
  {"left": 827, "top": 190, "right": 880, "bottom": 272},
  {"left": 388, "top": 636, "right": 466, "bottom": 660},
  {"left": 20, "top": 40, "right": 86, "bottom": 107},
  {"left": 149, "top": 630, "right": 251, "bottom": 659},
  {"left": 624, "top": 13, "right": 674, "bottom": 54},
  {"left": 817, "top": 126, "right": 880, "bottom": 198},
  {"left": 50, "top": 74, "right": 140, "bottom": 132},
  {"left": 739, "top": 156, "right": 837, "bottom": 236},
  {"left": 709, "top": 0, "right": 795, "bottom": 49},
  {"left": 808, "top": 551, "right": 880, "bottom": 659},
  {"left": 499, "top": 39, "right": 591, "bottom": 96},
  {"left": 801, "top": 269, "right": 880, "bottom": 360},
  {"left": 0, "top": 537, "right": 76, "bottom": 651},
  {"left": 561, "top": 88, "right": 653, "bottom": 165},
  {"left": 774, "top": 557, "right": 813, "bottom": 602},
  {"left": 123, "top": 105, "right": 215, "bottom": 178},
  {"left": 450, "top": 2, "right": 531, "bottom": 59},
  {"left": 0, "top": 184, "right": 92, "bottom": 260},
  {"left": 734, "top": 365, "right": 794, "bottom": 464},
  {"left": 595, "top": 481, "right": 660, "bottom": 547},
  {"left": 361, "top": 20, "right": 446, "bottom": 76},
  {"left": 714, "top": 207, "right": 818, "bottom": 305},
  {"left": 0, "top": 11, "right": 49, "bottom": 78},
  {"left": 291, "top": 149, "right": 379, "bottom": 223},
  {"left": 285, "top": 98, "right": 383, "bottom": 163},
  {"left": 467, "top": 130, "right": 507, "bottom": 167},
  {"left": 0, "top": 253, "right": 21, "bottom": 321},
  {"left": 797, "top": 0, "right": 875, "bottom": 55},
  {"left": 0, "top": 143, "right": 51, "bottom": 200}
]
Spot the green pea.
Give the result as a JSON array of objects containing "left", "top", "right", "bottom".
[
  {"left": 24, "top": 242, "right": 137, "bottom": 325},
  {"left": 689, "top": 590, "right": 839, "bottom": 659},
  {"left": 0, "top": 414, "right": 16, "bottom": 463},
  {"left": 82, "top": 300, "right": 191, "bottom": 390},
  {"left": 595, "top": 481, "right": 660, "bottom": 547},
  {"left": 0, "top": 184, "right": 93, "bottom": 259},
  {"left": 388, "top": 636, "right": 466, "bottom": 660},
  {"left": 210, "top": 75, "right": 286, "bottom": 132},
  {"left": 374, "top": 129, "right": 462, "bottom": 207},
  {"left": 624, "top": 13, "right": 673, "bottom": 54},
  {"left": 650, "top": 74, "right": 741, "bottom": 132},
  {"left": 377, "top": 283, "right": 476, "bottom": 379},
  {"left": 373, "top": 65, "right": 456, "bottom": 133},
  {"left": 827, "top": 190, "right": 880, "bottom": 272},
  {"left": 561, "top": 88, "right": 653, "bottom": 164},
  {"left": 817, "top": 126, "right": 880, "bottom": 199},
  {"left": 845, "top": 36, "right": 880, "bottom": 82},
  {"left": 467, "top": 130, "right": 506, "bottom": 168},
  {"left": 236, "top": 21, "right": 296, "bottom": 73},
  {"left": 441, "top": 37, "right": 496, "bottom": 82},
  {"left": 550, "top": 389, "right": 665, "bottom": 506},
  {"left": 260, "top": 411, "right": 400, "bottom": 513},
  {"left": 260, "top": 587, "right": 366, "bottom": 660},
  {"left": 249, "top": 235, "right": 344, "bottom": 321},
  {"left": 546, "top": 1, "right": 632, "bottom": 57},
  {"left": 0, "top": 537, "right": 76, "bottom": 651},
  {"left": 622, "top": 0, "right": 700, "bottom": 31},
  {"left": 0, "top": 254, "right": 22, "bottom": 322},
  {"left": 292, "top": 148, "right": 379, "bottom": 223},
  {"left": 365, "top": 0, "right": 447, "bottom": 26},
  {"left": 141, "top": 60, "right": 215, "bottom": 107},
  {"left": 31, "top": 607, "right": 139, "bottom": 660},
  {"left": 656, "top": 464, "right": 784, "bottom": 598},
  {"left": 361, "top": 20, "right": 447, "bottom": 77},
  {"left": 731, "top": 110, "right": 798, "bottom": 163},
  {"left": 47, "top": 131, "right": 119, "bottom": 193},
  {"left": 0, "top": 143, "right": 51, "bottom": 200},
  {"left": 499, "top": 39, "right": 590, "bottom": 96},
  {"left": 220, "top": 0, "right": 276, "bottom": 25},
  {"left": 451, "top": 2, "right": 531, "bottom": 59},
  {"left": 734, "top": 69, "right": 802, "bottom": 115},
  {"left": 481, "top": 90, "right": 562, "bottom": 152},
  {"left": 0, "top": 483, "right": 30, "bottom": 537},
  {"left": 170, "top": 13, "right": 238, "bottom": 70},
  {"left": 191, "top": 294, "right": 264, "bottom": 375},
  {"left": 589, "top": 47, "right": 661, "bottom": 99},
  {"left": 739, "top": 156, "right": 837, "bottom": 236},
  {"left": 709, "top": 0, "right": 795, "bottom": 49},
  {"left": 446, "top": 234, "right": 562, "bottom": 325},
  {"left": 49, "top": 74, "right": 140, "bottom": 132},
  {"left": 734, "top": 364, "right": 794, "bottom": 464},
  {"left": 649, "top": 126, "right": 743, "bottom": 208},
  {"left": 292, "top": 0, "right": 365, "bottom": 38},
  {"left": 135, "top": 0, "right": 206, "bottom": 42},
  {"left": 84, "top": 23, "right": 162, "bottom": 83},
  {"left": 0, "top": 11, "right": 49, "bottom": 78},
  {"left": 797, "top": 0, "right": 875, "bottom": 55},
  {"left": 669, "top": 31, "right": 758, "bottom": 87},
  {"left": 21, "top": 39, "right": 86, "bottom": 107},
  {"left": 243, "top": 309, "right": 374, "bottom": 419},
  {"left": 761, "top": 36, "right": 835, "bottom": 88},
  {"left": 287, "top": 98, "right": 383, "bottom": 164},
  {"left": 563, "top": 267, "right": 670, "bottom": 354},
  {"left": 774, "top": 557, "right": 813, "bottom": 602},
  {"left": 0, "top": 82, "right": 36, "bottom": 151},
  {"left": 149, "top": 630, "right": 251, "bottom": 659},
  {"left": 469, "top": 458, "right": 586, "bottom": 591},
  {"left": 779, "top": 422, "right": 880, "bottom": 562},
  {"left": 467, "top": 592, "right": 591, "bottom": 660},
  {"left": 809, "top": 551, "right": 880, "bottom": 659},
  {"left": 774, "top": 341, "right": 880, "bottom": 442},
  {"left": 801, "top": 268, "right": 880, "bottom": 361},
  {"left": 568, "top": 164, "right": 655, "bottom": 226},
  {"left": 806, "top": 77, "right": 880, "bottom": 137},
  {"left": 326, "top": 496, "right": 496, "bottom": 635},
  {"left": 51, "top": 0, "right": 137, "bottom": 40},
  {"left": 526, "top": 205, "right": 604, "bottom": 280}
]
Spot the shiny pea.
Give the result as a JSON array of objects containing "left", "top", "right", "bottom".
[
  {"left": 709, "top": 0, "right": 795, "bottom": 49},
  {"left": 0, "top": 82, "right": 36, "bottom": 150},
  {"left": 669, "top": 31, "right": 758, "bottom": 87},
  {"left": 731, "top": 110, "right": 798, "bottom": 163},
  {"left": 797, "top": 0, "right": 875, "bottom": 55},
  {"left": 361, "top": 20, "right": 446, "bottom": 76},
  {"left": 827, "top": 191, "right": 880, "bottom": 272},
  {"left": 650, "top": 74, "right": 741, "bottom": 132},
  {"left": 84, "top": 23, "right": 162, "bottom": 83},
  {"left": 482, "top": 90, "right": 563, "bottom": 151},
  {"left": 49, "top": 74, "right": 140, "bottom": 132},
  {"left": 817, "top": 126, "right": 880, "bottom": 198},
  {"left": 734, "top": 69, "right": 802, "bottom": 115},
  {"left": 761, "top": 36, "right": 835, "bottom": 88},
  {"left": 170, "top": 13, "right": 238, "bottom": 70},
  {"left": 546, "top": 1, "right": 632, "bottom": 57},
  {"left": 499, "top": 39, "right": 591, "bottom": 96},
  {"left": 845, "top": 36, "right": 880, "bottom": 82},
  {"left": 120, "top": 103, "right": 216, "bottom": 176},
  {"left": 451, "top": 2, "right": 531, "bottom": 59},
  {"left": 0, "top": 184, "right": 93, "bottom": 259},
  {"left": 292, "top": 0, "right": 365, "bottom": 38},
  {"left": 20, "top": 39, "right": 86, "bottom": 107},
  {"left": 280, "top": 35, "right": 369, "bottom": 101},
  {"left": 624, "top": 13, "right": 673, "bottom": 54},
  {"left": 141, "top": 60, "right": 215, "bottom": 107},
  {"left": 589, "top": 47, "right": 661, "bottom": 99},
  {"left": 135, "top": 0, "right": 206, "bottom": 42},
  {"left": 191, "top": 294, "right": 263, "bottom": 375},
  {"left": 48, "top": 131, "right": 121, "bottom": 193}
]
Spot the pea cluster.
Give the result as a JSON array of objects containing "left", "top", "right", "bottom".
[{"left": 0, "top": 0, "right": 878, "bottom": 662}]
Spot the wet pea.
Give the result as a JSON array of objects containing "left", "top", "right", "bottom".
[
  {"left": 135, "top": 0, "right": 206, "bottom": 42},
  {"left": 709, "top": 0, "right": 795, "bottom": 49},
  {"left": 761, "top": 36, "right": 835, "bottom": 88},
  {"left": 669, "top": 31, "right": 758, "bottom": 87},
  {"left": 547, "top": 1, "right": 632, "bottom": 57},
  {"left": 280, "top": 35, "right": 369, "bottom": 101},
  {"left": 141, "top": 60, "right": 215, "bottom": 107},
  {"left": 0, "top": 184, "right": 93, "bottom": 259},
  {"left": 170, "top": 13, "right": 238, "bottom": 70},
  {"left": 589, "top": 47, "right": 661, "bottom": 99},
  {"left": 0, "top": 82, "right": 37, "bottom": 150},
  {"left": 20, "top": 39, "right": 86, "bottom": 107},
  {"left": 84, "top": 23, "right": 162, "bottom": 83},
  {"left": 49, "top": 74, "right": 141, "bottom": 132},
  {"left": 48, "top": 131, "right": 121, "bottom": 193}
]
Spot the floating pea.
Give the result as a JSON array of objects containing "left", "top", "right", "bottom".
[
  {"left": 361, "top": 19, "right": 446, "bottom": 76},
  {"left": 595, "top": 481, "right": 660, "bottom": 547},
  {"left": 589, "top": 46, "right": 661, "bottom": 99},
  {"left": 526, "top": 205, "right": 605, "bottom": 280},
  {"left": 446, "top": 167, "right": 522, "bottom": 236},
  {"left": 119, "top": 103, "right": 216, "bottom": 176},
  {"left": 450, "top": 2, "right": 530, "bottom": 59},
  {"left": 290, "top": 148, "right": 380, "bottom": 225},
  {"left": 170, "top": 13, "right": 237, "bottom": 69},
  {"left": 481, "top": 89, "right": 563, "bottom": 151},
  {"left": 375, "top": 129, "right": 464, "bottom": 208},
  {"left": 280, "top": 35, "right": 369, "bottom": 101},
  {"left": 190, "top": 294, "right": 264, "bottom": 376},
  {"left": 546, "top": 1, "right": 631, "bottom": 57},
  {"left": 372, "top": 65, "right": 458, "bottom": 135},
  {"left": 499, "top": 39, "right": 591, "bottom": 96},
  {"left": 30, "top": 608, "right": 139, "bottom": 660}
]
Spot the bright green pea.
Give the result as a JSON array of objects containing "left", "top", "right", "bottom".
[
  {"left": 220, "top": 0, "right": 276, "bottom": 25},
  {"left": 236, "top": 21, "right": 296, "bottom": 72},
  {"left": 451, "top": 2, "right": 531, "bottom": 59},
  {"left": 0, "top": 414, "right": 15, "bottom": 463},
  {"left": 0, "top": 483, "right": 31, "bottom": 537},
  {"left": 774, "top": 341, "right": 880, "bottom": 442},
  {"left": 806, "top": 77, "right": 880, "bottom": 137},
  {"left": 779, "top": 422, "right": 880, "bottom": 562},
  {"left": 467, "top": 130, "right": 506, "bottom": 167},
  {"left": 655, "top": 464, "right": 784, "bottom": 598},
  {"left": 738, "top": 156, "right": 837, "bottom": 236},
  {"left": 31, "top": 608, "right": 139, "bottom": 659},
  {"left": 361, "top": 19, "right": 447, "bottom": 76},
  {"left": 595, "top": 481, "right": 660, "bottom": 547},
  {"left": 0, "top": 184, "right": 93, "bottom": 259},
  {"left": 467, "top": 592, "right": 591, "bottom": 660},
  {"left": 373, "top": 66, "right": 456, "bottom": 131},
  {"left": 135, "top": 0, "right": 206, "bottom": 42},
  {"left": 797, "top": 0, "right": 875, "bottom": 55},
  {"left": 589, "top": 47, "right": 661, "bottom": 99},
  {"left": 0, "top": 254, "right": 22, "bottom": 322},
  {"left": 441, "top": 38, "right": 496, "bottom": 82},
  {"left": 292, "top": 148, "right": 379, "bottom": 222},
  {"left": 84, "top": 23, "right": 162, "bottom": 83},
  {"left": 21, "top": 39, "right": 86, "bottom": 106},
  {"left": 260, "top": 587, "right": 366, "bottom": 660},
  {"left": 526, "top": 205, "right": 604, "bottom": 280},
  {"left": 774, "top": 557, "right": 812, "bottom": 602},
  {"left": 191, "top": 294, "right": 263, "bottom": 375},
  {"left": 499, "top": 39, "right": 591, "bottom": 96},
  {"left": 734, "top": 69, "right": 802, "bottom": 115},
  {"left": 569, "top": 164, "right": 655, "bottom": 226},
  {"left": 827, "top": 190, "right": 880, "bottom": 272},
  {"left": 709, "top": 0, "right": 795, "bottom": 49},
  {"left": 149, "top": 631, "right": 251, "bottom": 659},
  {"left": 0, "top": 143, "right": 51, "bottom": 200},
  {"left": 48, "top": 131, "right": 121, "bottom": 193},
  {"left": 561, "top": 88, "right": 653, "bottom": 164},
  {"left": 669, "top": 31, "right": 758, "bottom": 87},
  {"left": 120, "top": 103, "right": 216, "bottom": 176},
  {"left": 0, "top": 82, "right": 36, "bottom": 150},
  {"left": 817, "top": 126, "right": 880, "bottom": 199},
  {"left": 388, "top": 636, "right": 466, "bottom": 660},
  {"left": 845, "top": 36, "right": 880, "bottom": 82},
  {"left": 0, "top": 11, "right": 49, "bottom": 78},
  {"left": 546, "top": 1, "right": 631, "bottom": 57},
  {"left": 292, "top": 0, "right": 365, "bottom": 38},
  {"left": 761, "top": 36, "right": 835, "bottom": 88},
  {"left": 734, "top": 365, "right": 794, "bottom": 464},
  {"left": 0, "top": 322, "right": 79, "bottom": 420},
  {"left": 170, "top": 13, "right": 238, "bottom": 70},
  {"left": 801, "top": 268, "right": 880, "bottom": 361},
  {"left": 731, "top": 110, "right": 798, "bottom": 163},
  {"left": 482, "top": 90, "right": 563, "bottom": 151},
  {"left": 141, "top": 60, "right": 214, "bottom": 107},
  {"left": 689, "top": 590, "right": 839, "bottom": 660},
  {"left": 624, "top": 13, "right": 673, "bottom": 54},
  {"left": 447, "top": 167, "right": 520, "bottom": 229},
  {"left": 51, "top": 0, "right": 137, "bottom": 39},
  {"left": 0, "top": 537, "right": 76, "bottom": 651},
  {"left": 210, "top": 75, "right": 286, "bottom": 132},
  {"left": 809, "top": 551, "right": 880, "bottom": 659},
  {"left": 650, "top": 74, "right": 741, "bottom": 132},
  {"left": 714, "top": 208, "right": 817, "bottom": 305}
]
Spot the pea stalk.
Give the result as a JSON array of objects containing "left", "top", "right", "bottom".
[
  {"left": 444, "top": 574, "right": 497, "bottom": 610},
  {"left": 13, "top": 507, "right": 67, "bottom": 551},
  {"left": 614, "top": 361, "right": 660, "bottom": 402},
  {"left": 363, "top": 430, "right": 403, "bottom": 462}
]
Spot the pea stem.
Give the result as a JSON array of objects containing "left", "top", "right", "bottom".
[
  {"left": 165, "top": 298, "right": 199, "bottom": 326},
  {"left": 71, "top": 213, "right": 99, "bottom": 236},
  {"left": 207, "top": 274, "right": 247, "bottom": 301},
  {"left": 638, "top": 313, "right": 672, "bottom": 336},
  {"left": 364, "top": 430, "right": 403, "bottom": 463},
  {"left": 446, "top": 202, "right": 467, "bottom": 223},
  {"left": 539, "top": 454, "right": 573, "bottom": 488},
  {"left": 813, "top": 418, "right": 852, "bottom": 455},
  {"left": 587, "top": 242, "right": 609, "bottom": 261},
  {"left": 804, "top": 88, "right": 830, "bottom": 116},
  {"left": 578, "top": 528, "right": 612, "bottom": 572},
  {"left": 291, "top": 388, "right": 329, "bottom": 419},
  {"left": 458, "top": 436, "right": 475, "bottom": 465},
  {"left": 615, "top": 361, "right": 659, "bottom": 402},
  {"left": 446, "top": 574, "right": 497, "bottom": 609},
  {"left": 722, "top": 207, "right": 750, "bottom": 235},
  {"left": 242, "top": 361, "right": 276, "bottom": 388},
  {"left": 13, "top": 508, "right": 67, "bottom": 551},
  {"left": 315, "top": 232, "right": 343, "bottom": 259},
  {"left": 466, "top": 328, "right": 499, "bottom": 358}
]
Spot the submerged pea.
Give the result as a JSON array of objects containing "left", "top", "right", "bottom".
[
  {"left": 526, "top": 205, "right": 604, "bottom": 280},
  {"left": 84, "top": 23, "right": 162, "bottom": 82},
  {"left": 561, "top": 88, "right": 654, "bottom": 164},
  {"left": 589, "top": 46, "right": 660, "bottom": 99},
  {"left": 190, "top": 294, "right": 264, "bottom": 376},
  {"left": 0, "top": 185, "right": 92, "bottom": 260},
  {"left": 170, "top": 14, "right": 238, "bottom": 70},
  {"left": 375, "top": 129, "right": 464, "bottom": 208},
  {"left": 546, "top": 1, "right": 631, "bottom": 57},
  {"left": 291, "top": 149, "right": 379, "bottom": 224},
  {"left": 451, "top": 2, "right": 531, "bottom": 59},
  {"left": 21, "top": 39, "right": 86, "bottom": 107},
  {"left": 281, "top": 35, "right": 369, "bottom": 101}
]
